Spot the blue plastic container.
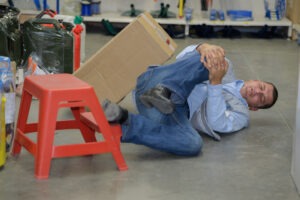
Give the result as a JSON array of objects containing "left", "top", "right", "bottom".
[
  {"left": 81, "top": 1, "right": 91, "bottom": 16},
  {"left": 91, "top": 1, "right": 101, "bottom": 15}
]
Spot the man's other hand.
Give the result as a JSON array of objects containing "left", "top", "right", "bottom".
[
  {"left": 207, "top": 61, "right": 228, "bottom": 85},
  {"left": 197, "top": 43, "right": 227, "bottom": 70}
]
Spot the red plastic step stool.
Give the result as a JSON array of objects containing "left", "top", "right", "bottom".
[{"left": 12, "top": 73, "right": 128, "bottom": 179}]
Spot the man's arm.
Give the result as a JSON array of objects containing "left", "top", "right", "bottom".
[
  {"left": 205, "top": 84, "right": 249, "bottom": 133},
  {"left": 203, "top": 55, "right": 248, "bottom": 133},
  {"left": 191, "top": 47, "right": 248, "bottom": 133},
  {"left": 191, "top": 83, "right": 249, "bottom": 133}
]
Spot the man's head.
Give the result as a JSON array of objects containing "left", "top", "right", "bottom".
[{"left": 240, "top": 80, "right": 278, "bottom": 111}]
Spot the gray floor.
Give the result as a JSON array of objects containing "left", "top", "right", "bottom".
[{"left": 1, "top": 30, "right": 300, "bottom": 200}]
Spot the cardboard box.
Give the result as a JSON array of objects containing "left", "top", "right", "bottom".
[
  {"left": 18, "top": 12, "right": 37, "bottom": 24},
  {"left": 286, "top": 0, "right": 300, "bottom": 24},
  {"left": 74, "top": 12, "right": 177, "bottom": 103}
]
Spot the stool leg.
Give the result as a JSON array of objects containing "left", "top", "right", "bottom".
[
  {"left": 71, "top": 107, "right": 97, "bottom": 142},
  {"left": 35, "top": 98, "right": 58, "bottom": 179},
  {"left": 110, "top": 125, "right": 122, "bottom": 147},
  {"left": 110, "top": 126, "right": 127, "bottom": 170},
  {"left": 12, "top": 90, "right": 33, "bottom": 155}
]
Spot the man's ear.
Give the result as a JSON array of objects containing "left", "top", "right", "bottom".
[{"left": 249, "top": 107, "right": 259, "bottom": 111}]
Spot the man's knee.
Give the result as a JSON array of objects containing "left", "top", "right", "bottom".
[
  {"left": 189, "top": 136, "right": 203, "bottom": 156},
  {"left": 179, "top": 135, "right": 203, "bottom": 156}
]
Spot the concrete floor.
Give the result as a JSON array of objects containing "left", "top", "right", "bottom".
[{"left": 1, "top": 29, "right": 300, "bottom": 200}]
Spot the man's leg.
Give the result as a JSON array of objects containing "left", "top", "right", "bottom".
[
  {"left": 103, "top": 100, "right": 202, "bottom": 156},
  {"left": 121, "top": 105, "right": 203, "bottom": 156},
  {"left": 136, "top": 50, "right": 209, "bottom": 113}
]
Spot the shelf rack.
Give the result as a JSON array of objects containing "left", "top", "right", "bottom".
[
  {"left": 83, "top": 12, "right": 293, "bottom": 37},
  {"left": 18, "top": 10, "right": 293, "bottom": 38}
]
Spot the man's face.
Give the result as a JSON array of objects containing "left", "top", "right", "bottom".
[{"left": 240, "top": 80, "right": 274, "bottom": 110}]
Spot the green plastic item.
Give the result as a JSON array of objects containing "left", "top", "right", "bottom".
[
  {"left": 74, "top": 16, "right": 83, "bottom": 25},
  {"left": 121, "top": 4, "right": 143, "bottom": 17},
  {"left": 0, "top": 5, "right": 21, "bottom": 64},
  {"left": 101, "top": 19, "right": 118, "bottom": 36},
  {"left": 0, "top": 19, "right": 11, "bottom": 57},
  {"left": 151, "top": 3, "right": 176, "bottom": 18},
  {"left": 22, "top": 18, "right": 74, "bottom": 73}
]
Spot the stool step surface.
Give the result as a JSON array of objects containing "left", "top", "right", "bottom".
[{"left": 25, "top": 73, "right": 91, "bottom": 90}]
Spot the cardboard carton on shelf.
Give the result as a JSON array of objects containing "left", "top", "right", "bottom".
[
  {"left": 286, "top": 0, "right": 300, "bottom": 24},
  {"left": 18, "top": 12, "right": 37, "bottom": 24},
  {"left": 74, "top": 12, "right": 177, "bottom": 103}
]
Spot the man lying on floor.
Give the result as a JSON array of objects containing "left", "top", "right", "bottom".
[{"left": 102, "top": 42, "right": 278, "bottom": 156}]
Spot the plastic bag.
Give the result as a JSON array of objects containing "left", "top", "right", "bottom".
[
  {"left": 16, "top": 52, "right": 49, "bottom": 96},
  {"left": 0, "top": 5, "right": 21, "bottom": 64}
]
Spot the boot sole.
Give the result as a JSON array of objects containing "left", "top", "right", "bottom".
[{"left": 139, "top": 95, "right": 174, "bottom": 114}]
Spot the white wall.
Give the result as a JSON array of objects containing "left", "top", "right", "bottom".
[
  {"left": 12, "top": 0, "right": 40, "bottom": 10},
  {"left": 291, "top": 50, "right": 300, "bottom": 194}
]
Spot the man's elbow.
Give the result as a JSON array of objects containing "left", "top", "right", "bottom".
[{"left": 210, "top": 119, "right": 248, "bottom": 134}]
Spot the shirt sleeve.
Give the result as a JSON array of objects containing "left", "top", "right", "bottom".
[
  {"left": 222, "top": 58, "right": 236, "bottom": 84},
  {"left": 206, "top": 84, "right": 248, "bottom": 133}
]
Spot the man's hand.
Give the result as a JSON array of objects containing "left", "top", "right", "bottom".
[
  {"left": 196, "top": 43, "right": 227, "bottom": 69},
  {"left": 196, "top": 43, "right": 228, "bottom": 85},
  {"left": 206, "top": 61, "right": 228, "bottom": 85}
]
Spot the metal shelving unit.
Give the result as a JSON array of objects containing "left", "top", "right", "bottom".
[{"left": 83, "top": 12, "right": 293, "bottom": 37}]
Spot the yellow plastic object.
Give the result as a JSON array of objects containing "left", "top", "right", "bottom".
[
  {"left": 0, "top": 95, "right": 6, "bottom": 169},
  {"left": 178, "top": 0, "right": 184, "bottom": 18}
]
